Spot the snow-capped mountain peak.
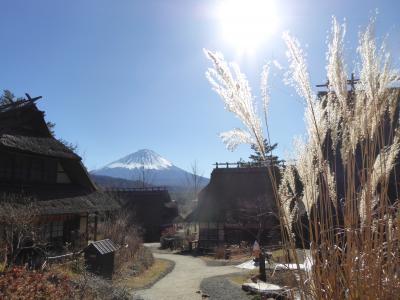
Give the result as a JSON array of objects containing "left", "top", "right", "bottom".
[
  {"left": 91, "top": 148, "right": 209, "bottom": 187},
  {"left": 105, "top": 149, "right": 173, "bottom": 170}
]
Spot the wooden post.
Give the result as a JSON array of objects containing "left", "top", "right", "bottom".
[
  {"left": 94, "top": 213, "right": 98, "bottom": 241},
  {"left": 259, "top": 251, "right": 266, "bottom": 282},
  {"left": 86, "top": 213, "right": 89, "bottom": 245},
  {"left": 207, "top": 222, "right": 210, "bottom": 249}
]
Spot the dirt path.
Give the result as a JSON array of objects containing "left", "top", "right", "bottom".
[{"left": 134, "top": 249, "right": 242, "bottom": 300}]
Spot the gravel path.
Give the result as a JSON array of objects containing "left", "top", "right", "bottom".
[
  {"left": 134, "top": 251, "right": 244, "bottom": 300},
  {"left": 200, "top": 274, "right": 253, "bottom": 300}
]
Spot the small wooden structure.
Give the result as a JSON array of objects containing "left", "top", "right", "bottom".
[{"left": 84, "top": 239, "right": 119, "bottom": 279}]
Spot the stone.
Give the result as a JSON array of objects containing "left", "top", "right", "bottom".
[{"left": 242, "top": 281, "right": 286, "bottom": 298}]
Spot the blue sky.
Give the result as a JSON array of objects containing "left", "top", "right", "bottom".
[{"left": 1, "top": 0, "right": 400, "bottom": 176}]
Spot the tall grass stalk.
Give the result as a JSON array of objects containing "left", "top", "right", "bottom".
[{"left": 206, "top": 17, "right": 400, "bottom": 299}]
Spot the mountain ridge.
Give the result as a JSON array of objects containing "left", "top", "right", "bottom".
[{"left": 91, "top": 149, "right": 209, "bottom": 187}]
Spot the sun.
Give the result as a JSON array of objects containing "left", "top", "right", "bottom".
[{"left": 216, "top": 0, "right": 279, "bottom": 54}]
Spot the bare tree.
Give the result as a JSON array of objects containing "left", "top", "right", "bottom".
[
  {"left": 234, "top": 194, "right": 281, "bottom": 248},
  {"left": 97, "top": 211, "right": 150, "bottom": 275},
  {"left": 135, "top": 157, "right": 155, "bottom": 188},
  {"left": 0, "top": 194, "right": 39, "bottom": 266},
  {"left": 185, "top": 160, "right": 204, "bottom": 199}
]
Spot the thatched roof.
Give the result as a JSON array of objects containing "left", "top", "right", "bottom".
[
  {"left": 0, "top": 99, "right": 34, "bottom": 113},
  {"left": 0, "top": 187, "right": 120, "bottom": 216},
  {"left": 0, "top": 134, "right": 79, "bottom": 160},
  {"left": 191, "top": 166, "right": 280, "bottom": 223},
  {"left": 0, "top": 100, "right": 51, "bottom": 137},
  {"left": 172, "top": 215, "right": 185, "bottom": 224},
  {"left": 110, "top": 188, "right": 178, "bottom": 216},
  {"left": 110, "top": 188, "right": 173, "bottom": 205},
  {"left": 0, "top": 99, "right": 111, "bottom": 215},
  {"left": 34, "top": 191, "right": 120, "bottom": 215},
  {"left": 0, "top": 100, "right": 80, "bottom": 160},
  {"left": 183, "top": 209, "right": 197, "bottom": 223}
]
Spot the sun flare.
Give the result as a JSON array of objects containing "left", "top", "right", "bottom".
[{"left": 217, "top": 0, "right": 279, "bottom": 54}]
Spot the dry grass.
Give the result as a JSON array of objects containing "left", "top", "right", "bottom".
[
  {"left": 49, "top": 259, "right": 132, "bottom": 300},
  {"left": 118, "top": 258, "right": 174, "bottom": 290},
  {"left": 49, "top": 260, "right": 83, "bottom": 281},
  {"left": 279, "top": 18, "right": 400, "bottom": 299},
  {"left": 0, "top": 262, "right": 6, "bottom": 273},
  {"left": 206, "top": 15, "right": 400, "bottom": 300}
]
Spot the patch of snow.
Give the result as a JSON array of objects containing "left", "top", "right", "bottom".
[
  {"left": 236, "top": 260, "right": 259, "bottom": 270},
  {"left": 273, "top": 262, "right": 310, "bottom": 271},
  {"left": 236, "top": 256, "right": 313, "bottom": 272},
  {"left": 242, "top": 281, "right": 285, "bottom": 297}
]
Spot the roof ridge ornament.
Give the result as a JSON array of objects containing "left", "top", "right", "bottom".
[
  {"left": 25, "top": 93, "right": 42, "bottom": 102},
  {"left": 316, "top": 73, "right": 359, "bottom": 92}
]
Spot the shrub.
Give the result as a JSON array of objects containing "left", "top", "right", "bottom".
[
  {"left": 98, "top": 211, "right": 145, "bottom": 275},
  {"left": 0, "top": 267, "right": 73, "bottom": 299},
  {"left": 0, "top": 194, "right": 40, "bottom": 266},
  {"left": 214, "top": 246, "right": 225, "bottom": 259},
  {"left": 74, "top": 272, "right": 131, "bottom": 300},
  {"left": 132, "top": 246, "right": 154, "bottom": 274}
]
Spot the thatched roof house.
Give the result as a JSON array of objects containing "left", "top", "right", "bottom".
[
  {"left": 107, "top": 187, "right": 178, "bottom": 242},
  {"left": 189, "top": 165, "right": 281, "bottom": 249},
  {"left": 0, "top": 98, "right": 119, "bottom": 250}
]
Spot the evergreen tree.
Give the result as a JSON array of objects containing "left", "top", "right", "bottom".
[
  {"left": 0, "top": 90, "right": 25, "bottom": 105},
  {"left": 249, "top": 139, "right": 283, "bottom": 165},
  {"left": 46, "top": 121, "right": 56, "bottom": 136},
  {"left": 0, "top": 90, "right": 16, "bottom": 105}
]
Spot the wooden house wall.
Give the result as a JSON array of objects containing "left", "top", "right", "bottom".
[
  {"left": 79, "top": 214, "right": 88, "bottom": 243},
  {"left": 198, "top": 221, "right": 280, "bottom": 248}
]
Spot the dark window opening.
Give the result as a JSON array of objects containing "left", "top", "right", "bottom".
[{"left": 40, "top": 221, "right": 64, "bottom": 244}]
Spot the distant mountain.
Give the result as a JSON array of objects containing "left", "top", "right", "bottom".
[{"left": 91, "top": 149, "right": 209, "bottom": 187}]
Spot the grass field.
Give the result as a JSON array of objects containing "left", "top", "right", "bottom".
[{"left": 119, "top": 258, "right": 174, "bottom": 290}]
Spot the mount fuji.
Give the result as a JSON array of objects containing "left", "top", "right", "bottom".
[{"left": 91, "top": 149, "right": 209, "bottom": 187}]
